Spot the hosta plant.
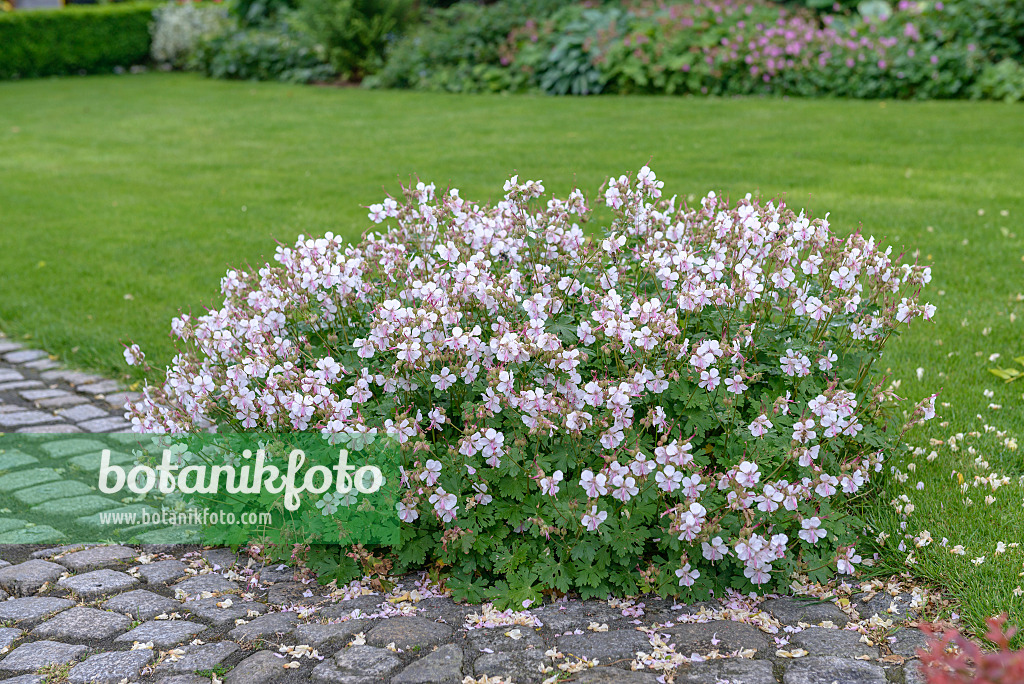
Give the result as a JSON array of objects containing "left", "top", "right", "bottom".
[{"left": 126, "top": 167, "right": 937, "bottom": 606}]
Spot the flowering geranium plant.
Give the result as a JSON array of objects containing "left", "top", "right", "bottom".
[{"left": 126, "top": 167, "right": 937, "bottom": 606}]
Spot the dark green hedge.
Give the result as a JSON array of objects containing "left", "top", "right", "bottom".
[{"left": 0, "top": 2, "right": 157, "bottom": 79}]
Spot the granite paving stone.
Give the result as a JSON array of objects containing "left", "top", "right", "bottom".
[
  {"left": 0, "top": 597, "right": 75, "bottom": 628},
  {"left": 890, "top": 627, "right": 931, "bottom": 658},
  {"left": 789, "top": 626, "right": 878, "bottom": 659},
  {"left": 173, "top": 573, "right": 239, "bottom": 597},
  {"left": 0, "top": 467, "right": 61, "bottom": 493},
  {"left": 467, "top": 625, "right": 546, "bottom": 652},
  {"left": 79, "top": 416, "right": 133, "bottom": 432},
  {"left": 104, "top": 391, "right": 144, "bottom": 409},
  {"left": 186, "top": 597, "right": 268, "bottom": 626},
  {"left": 783, "top": 656, "right": 888, "bottom": 684},
  {"left": 136, "top": 559, "right": 187, "bottom": 584},
  {"left": 228, "top": 610, "right": 299, "bottom": 642},
  {"left": 13, "top": 480, "right": 94, "bottom": 506},
  {"left": 904, "top": 660, "right": 928, "bottom": 684},
  {"left": 4, "top": 350, "right": 48, "bottom": 364},
  {"left": 154, "top": 641, "right": 240, "bottom": 674},
  {"left": 225, "top": 650, "right": 289, "bottom": 684},
  {"left": 0, "top": 524, "right": 65, "bottom": 544},
  {"left": 0, "top": 410, "right": 61, "bottom": 427},
  {"left": 68, "top": 449, "right": 135, "bottom": 472},
  {"left": 39, "top": 370, "right": 106, "bottom": 385},
  {"left": 0, "top": 640, "right": 88, "bottom": 674},
  {"left": 0, "top": 626, "right": 23, "bottom": 652},
  {"left": 31, "top": 494, "right": 120, "bottom": 517},
  {"left": 392, "top": 643, "right": 464, "bottom": 684},
  {"left": 114, "top": 619, "right": 209, "bottom": 648},
  {"left": 40, "top": 438, "right": 108, "bottom": 458},
  {"left": 76, "top": 380, "right": 123, "bottom": 395},
  {"left": 253, "top": 561, "right": 297, "bottom": 580},
  {"left": 853, "top": 592, "right": 916, "bottom": 620},
  {"left": 102, "top": 589, "right": 182, "bottom": 620},
  {"left": 315, "top": 595, "right": 385, "bottom": 618},
  {"left": 0, "top": 381, "right": 45, "bottom": 392},
  {"left": 415, "top": 596, "right": 477, "bottom": 625},
  {"left": 37, "top": 394, "right": 91, "bottom": 409},
  {"left": 202, "top": 548, "right": 240, "bottom": 570},
  {"left": 57, "top": 545, "right": 138, "bottom": 572},
  {"left": 77, "top": 504, "right": 159, "bottom": 532},
  {"left": 553, "top": 629, "right": 649, "bottom": 668},
  {"left": 760, "top": 597, "right": 850, "bottom": 627},
  {"left": 365, "top": 616, "right": 453, "bottom": 650},
  {"left": 0, "top": 366, "right": 24, "bottom": 379},
  {"left": 58, "top": 568, "right": 139, "bottom": 600},
  {"left": 30, "top": 543, "right": 94, "bottom": 559},
  {"left": 23, "top": 358, "right": 60, "bottom": 370},
  {"left": 1, "top": 676, "right": 44, "bottom": 684},
  {"left": 0, "top": 450, "right": 39, "bottom": 470},
  {"left": 310, "top": 645, "right": 403, "bottom": 684},
  {"left": 664, "top": 620, "right": 772, "bottom": 656},
  {"left": 19, "top": 389, "right": 68, "bottom": 401},
  {"left": 31, "top": 606, "right": 132, "bottom": 643},
  {"left": 0, "top": 559, "right": 66, "bottom": 596},
  {"left": 67, "top": 649, "right": 155, "bottom": 684},
  {"left": 15, "top": 424, "right": 81, "bottom": 434},
  {"left": 0, "top": 517, "right": 28, "bottom": 534},
  {"left": 100, "top": 433, "right": 139, "bottom": 446},
  {"left": 293, "top": 620, "right": 370, "bottom": 649},
  {"left": 156, "top": 676, "right": 209, "bottom": 684},
  {"left": 568, "top": 668, "right": 661, "bottom": 683},
  {"left": 265, "top": 581, "right": 334, "bottom": 606},
  {"left": 535, "top": 601, "right": 627, "bottom": 633},
  {"left": 57, "top": 404, "right": 113, "bottom": 422},
  {"left": 473, "top": 650, "right": 550, "bottom": 684}
]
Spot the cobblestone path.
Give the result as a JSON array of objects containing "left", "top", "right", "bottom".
[
  {"left": 0, "top": 542, "right": 935, "bottom": 684},
  {"left": 0, "top": 334, "right": 137, "bottom": 436}
]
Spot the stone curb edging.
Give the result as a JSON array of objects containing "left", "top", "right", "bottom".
[{"left": 0, "top": 333, "right": 138, "bottom": 435}]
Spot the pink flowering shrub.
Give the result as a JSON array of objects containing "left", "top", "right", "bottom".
[{"left": 127, "top": 167, "right": 938, "bottom": 605}]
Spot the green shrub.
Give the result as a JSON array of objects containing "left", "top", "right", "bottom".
[
  {"left": 297, "top": 0, "right": 414, "bottom": 80},
  {"left": 532, "top": 5, "right": 622, "bottom": 95},
  {"left": 368, "top": 0, "right": 572, "bottom": 92},
  {"left": 971, "top": 59, "right": 1024, "bottom": 103},
  {"left": 919, "top": 0, "right": 1024, "bottom": 64},
  {"left": 193, "top": 21, "right": 336, "bottom": 82},
  {"left": 229, "top": 0, "right": 298, "bottom": 26},
  {"left": 374, "top": 0, "right": 1013, "bottom": 101},
  {"left": 0, "top": 2, "right": 157, "bottom": 79},
  {"left": 151, "top": 1, "right": 231, "bottom": 69}
]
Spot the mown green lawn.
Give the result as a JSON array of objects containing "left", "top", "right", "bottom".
[{"left": 0, "top": 72, "right": 1021, "bottom": 641}]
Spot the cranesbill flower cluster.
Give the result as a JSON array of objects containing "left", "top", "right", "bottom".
[{"left": 127, "top": 167, "right": 937, "bottom": 602}]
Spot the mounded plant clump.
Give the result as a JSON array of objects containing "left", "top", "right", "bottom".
[{"left": 127, "top": 168, "right": 937, "bottom": 605}]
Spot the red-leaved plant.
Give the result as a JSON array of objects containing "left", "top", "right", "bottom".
[{"left": 919, "top": 615, "right": 1024, "bottom": 684}]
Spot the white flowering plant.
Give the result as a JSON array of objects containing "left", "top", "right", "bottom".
[
  {"left": 151, "top": 0, "right": 230, "bottom": 69},
  {"left": 126, "top": 167, "right": 938, "bottom": 606}
]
